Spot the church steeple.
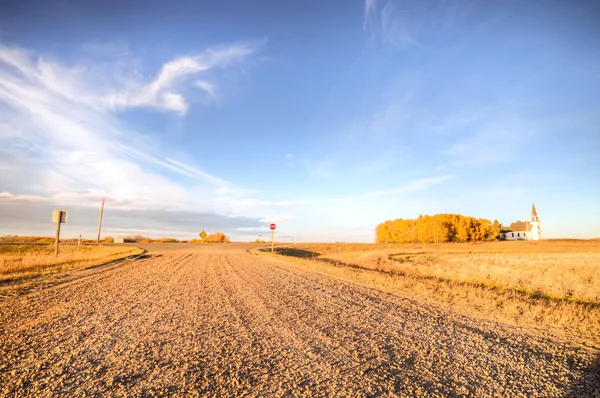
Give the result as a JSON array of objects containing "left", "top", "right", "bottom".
[{"left": 531, "top": 203, "right": 539, "bottom": 222}]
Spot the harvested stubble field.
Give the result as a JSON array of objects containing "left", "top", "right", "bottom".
[
  {"left": 264, "top": 241, "right": 600, "bottom": 347},
  {"left": 0, "top": 243, "right": 599, "bottom": 396}
]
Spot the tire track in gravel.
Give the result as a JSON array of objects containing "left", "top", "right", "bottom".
[
  {"left": 224, "top": 254, "right": 421, "bottom": 395},
  {"left": 214, "top": 255, "right": 344, "bottom": 395},
  {"left": 222, "top": 254, "right": 395, "bottom": 394},
  {"left": 0, "top": 245, "right": 598, "bottom": 397},
  {"left": 188, "top": 254, "right": 331, "bottom": 396}
]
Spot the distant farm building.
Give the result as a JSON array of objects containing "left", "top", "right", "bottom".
[
  {"left": 500, "top": 204, "right": 542, "bottom": 241},
  {"left": 114, "top": 237, "right": 125, "bottom": 244}
]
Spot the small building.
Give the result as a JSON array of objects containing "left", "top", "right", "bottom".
[
  {"left": 114, "top": 237, "right": 125, "bottom": 244},
  {"left": 501, "top": 204, "right": 542, "bottom": 241}
]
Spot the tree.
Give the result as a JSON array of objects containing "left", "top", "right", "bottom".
[{"left": 491, "top": 219, "right": 501, "bottom": 240}]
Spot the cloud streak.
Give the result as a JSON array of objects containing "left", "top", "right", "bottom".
[
  {"left": 363, "top": 0, "right": 421, "bottom": 50},
  {"left": 304, "top": 175, "right": 453, "bottom": 204},
  {"left": 105, "top": 41, "right": 263, "bottom": 114},
  {"left": 363, "top": 0, "right": 471, "bottom": 51}
]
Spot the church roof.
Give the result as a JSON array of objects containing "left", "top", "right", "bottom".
[
  {"left": 531, "top": 203, "right": 538, "bottom": 218},
  {"left": 508, "top": 221, "right": 532, "bottom": 232}
]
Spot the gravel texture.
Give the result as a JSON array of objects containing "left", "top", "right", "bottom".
[{"left": 0, "top": 244, "right": 598, "bottom": 397}]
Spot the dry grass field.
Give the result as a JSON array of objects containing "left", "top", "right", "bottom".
[
  {"left": 260, "top": 241, "right": 600, "bottom": 346},
  {"left": 0, "top": 244, "right": 143, "bottom": 285}
]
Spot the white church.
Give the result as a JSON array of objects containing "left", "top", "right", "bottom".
[{"left": 500, "top": 203, "right": 542, "bottom": 241}]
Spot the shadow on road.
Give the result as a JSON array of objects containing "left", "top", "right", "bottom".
[
  {"left": 569, "top": 352, "right": 600, "bottom": 397},
  {"left": 268, "top": 247, "right": 364, "bottom": 269},
  {"left": 271, "top": 247, "right": 322, "bottom": 260}
]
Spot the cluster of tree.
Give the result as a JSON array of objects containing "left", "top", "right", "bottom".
[
  {"left": 0, "top": 235, "right": 55, "bottom": 243},
  {"left": 191, "top": 232, "right": 230, "bottom": 244},
  {"left": 375, "top": 214, "right": 501, "bottom": 243},
  {"left": 103, "top": 236, "right": 186, "bottom": 243}
]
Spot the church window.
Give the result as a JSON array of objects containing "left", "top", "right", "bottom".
[
  {"left": 517, "top": 233, "right": 520, "bottom": 237},
  {"left": 512, "top": 233, "right": 514, "bottom": 237}
]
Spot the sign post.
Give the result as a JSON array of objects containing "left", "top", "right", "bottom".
[
  {"left": 270, "top": 223, "right": 276, "bottom": 253},
  {"left": 199, "top": 231, "right": 207, "bottom": 240},
  {"left": 97, "top": 199, "right": 105, "bottom": 244},
  {"left": 52, "top": 210, "right": 68, "bottom": 257}
]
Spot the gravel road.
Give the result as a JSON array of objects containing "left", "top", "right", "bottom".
[{"left": 1, "top": 244, "right": 598, "bottom": 397}]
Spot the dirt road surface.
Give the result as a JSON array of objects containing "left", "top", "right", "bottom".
[{"left": 1, "top": 244, "right": 598, "bottom": 397}]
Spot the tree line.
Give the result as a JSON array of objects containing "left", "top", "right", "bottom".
[{"left": 375, "top": 214, "right": 501, "bottom": 243}]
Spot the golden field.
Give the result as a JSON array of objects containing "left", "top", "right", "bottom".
[
  {"left": 0, "top": 244, "right": 143, "bottom": 284},
  {"left": 260, "top": 241, "right": 600, "bottom": 346}
]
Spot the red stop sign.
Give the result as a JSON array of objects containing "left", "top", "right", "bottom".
[{"left": 270, "top": 223, "right": 276, "bottom": 230}]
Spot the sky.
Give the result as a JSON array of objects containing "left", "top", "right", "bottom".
[{"left": 0, "top": 0, "right": 599, "bottom": 242}]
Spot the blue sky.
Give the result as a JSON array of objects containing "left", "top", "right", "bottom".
[{"left": 0, "top": 0, "right": 599, "bottom": 241}]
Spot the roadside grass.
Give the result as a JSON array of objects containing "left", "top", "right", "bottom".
[
  {"left": 329, "top": 251, "right": 599, "bottom": 304},
  {"left": 258, "top": 241, "right": 600, "bottom": 346},
  {"left": 0, "top": 244, "right": 144, "bottom": 284}
]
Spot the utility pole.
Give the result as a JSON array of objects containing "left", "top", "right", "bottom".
[{"left": 97, "top": 198, "right": 105, "bottom": 244}]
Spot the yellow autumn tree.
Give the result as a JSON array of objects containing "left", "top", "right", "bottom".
[{"left": 375, "top": 214, "right": 500, "bottom": 243}]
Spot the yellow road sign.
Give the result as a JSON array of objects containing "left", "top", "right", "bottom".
[{"left": 199, "top": 231, "right": 207, "bottom": 239}]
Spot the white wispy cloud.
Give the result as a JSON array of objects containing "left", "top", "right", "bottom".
[
  {"left": 0, "top": 43, "right": 275, "bottom": 238},
  {"left": 259, "top": 213, "right": 295, "bottom": 224},
  {"left": 194, "top": 80, "right": 217, "bottom": 101},
  {"left": 105, "top": 41, "right": 264, "bottom": 114},
  {"left": 363, "top": 0, "right": 420, "bottom": 50},
  {"left": 236, "top": 227, "right": 266, "bottom": 232},
  {"left": 305, "top": 175, "right": 453, "bottom": 204},
  {"left": 228, "top": 199, "right": 294, "bottom": 216},
  {"left": 304, "top": 155, "right": 336, "bottom": 179},
  {"left": 475, "top": 187, "right": 527, "bottom": 196},
  {"left": 442, "top": 112, "right": 540, "bottom": 166},
  {"left": 284, "top": 153, "right": 295, "bottom": 166},
  {"left": 363, "top": 0, "right": 467, "bottom": 51},
  {"left": 379, "top": 1, "right": 421, "bottom": 50},
  {"left": 363, "top": 0, "right": 379, "bottom": 31}
]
